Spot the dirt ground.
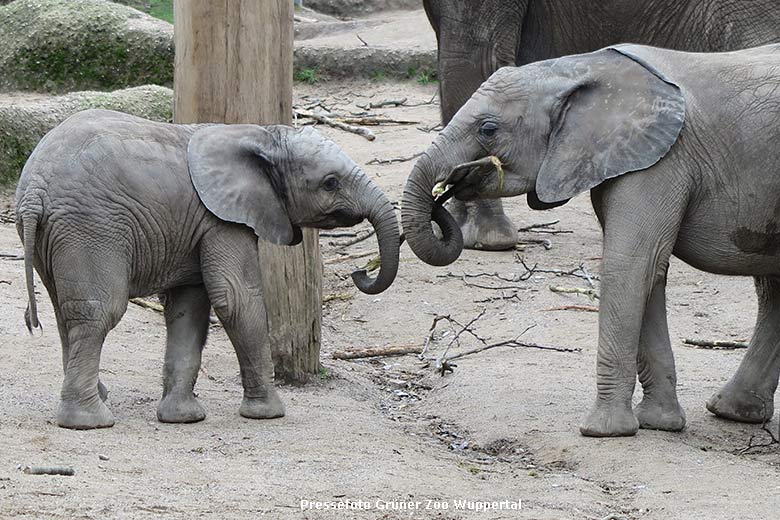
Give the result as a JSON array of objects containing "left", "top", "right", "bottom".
[{"left": 1, "top": 7, "right": 780, "bottom": 520}]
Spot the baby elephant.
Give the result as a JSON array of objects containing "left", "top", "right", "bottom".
[
  {"left": 401, "top": 44, "right": 780, "bottom": 437},
  {"left": 17, "top": 109, "right": 399, "bottom": 429}
]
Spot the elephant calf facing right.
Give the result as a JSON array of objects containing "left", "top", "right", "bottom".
[{"left": 17, "top": 109, "right": 400, "bottom": 429}]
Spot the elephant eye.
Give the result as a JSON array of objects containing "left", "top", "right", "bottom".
[
  {"left": 323, "top": 176, "right": 340, "bottom": 192},
  {"left": 479, "top": 121, "right": 499, "bottom": 138}
]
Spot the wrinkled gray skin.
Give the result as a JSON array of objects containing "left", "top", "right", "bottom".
[
  {"left": 424, "top": 0, "right": 780, "bottom": 250},
  {"left": 16, "top": 109, "right": 400, "bottom": 430},
  {"left": 402, "top": 44, "right": 780, "bottom": 437}
]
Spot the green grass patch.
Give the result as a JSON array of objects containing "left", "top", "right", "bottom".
[{"left": 294, "top": 68, "right": 320, "bottom": 84}]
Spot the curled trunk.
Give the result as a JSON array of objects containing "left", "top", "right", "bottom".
[
  {"left": 401, "top": 149, "right": 464, "bottom": 266},
  {"left": 350, "top": 180, "right": 400, "bottom": 294}
]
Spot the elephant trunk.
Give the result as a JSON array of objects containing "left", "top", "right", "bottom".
[
  {"left": 401, "top": 144, "right": 464, "bottom": 267},
  {"left": 350, "top": 178, "right": 400, "bottom": 295}
]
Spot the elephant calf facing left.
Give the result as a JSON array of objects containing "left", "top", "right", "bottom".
[{"left": 16, "top": 109, "right": 400, "bottom": 430}]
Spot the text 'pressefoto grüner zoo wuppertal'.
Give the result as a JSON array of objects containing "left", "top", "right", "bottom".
[{"left": 299, "top": 498, "right": 522, "bottom": 512}]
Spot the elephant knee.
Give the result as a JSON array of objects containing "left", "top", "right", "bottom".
[{"left": 206, "top": 280, "right": 240, "bottom": 323}]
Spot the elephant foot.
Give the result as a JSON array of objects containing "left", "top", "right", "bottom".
[
  {"left": 57, "top": 396, "right": 115, "bottom": 430},
  {"left": 635, "top": 397, "right": 686, "bottom": 432},
  {"left": 446, "top": 199, "right": 517, "bottom": 251},
  {"left": 706, "top": 382, "right": 773, "bottom": 423},
  {"left": 580, "top": 400, "right": 639, "bottom": 437},
  {"left": 239, "top": 387, "right": 285, "bottom": 419},
  {"left": 157, "top": 392, "right": 206, "bottom": 424},
  {"left": 98, "top": 380, "right": 109, "bottom": 402}
]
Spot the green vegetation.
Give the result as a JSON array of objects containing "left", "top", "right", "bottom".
[
  {"left": 0, "top": 86, "right": 173, "bottom": 186},
  {"left": 294, "top": 68, "right": 320, "bottom": 84},
  {"left": 369, "top": 70, "right": 387, "bottom": 82},
  {"left": 0, "top": 0, "right": 174, "bottom": 92},
  {"left": 113, "top": 0, "right": 174, "bottom": 23},
  {"left": 318, "top": 366, "right": 331, "bottom": 380},
  {"left": 406, "top": 66, "right": 438, "bottom": 85}
]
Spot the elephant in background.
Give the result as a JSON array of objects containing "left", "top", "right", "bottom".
[
  {"left": 402, "top": 43, "right": 780, "bottom": 436},
  {"left": 16, "top": 109, "right": 400, "bottom": 429},
  {"left": 424, "top": 0, "right": 780, "bottom": 250}
]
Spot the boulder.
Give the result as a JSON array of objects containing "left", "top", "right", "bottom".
[
  {"left": 0, "top": 85, "right": 172, "bottom": 185},
  {"left": 0, "top": 0, "right": 173, "bottom": 92},
  {"left": 304, "top": 0, "right": 421, "bottom": 18}
]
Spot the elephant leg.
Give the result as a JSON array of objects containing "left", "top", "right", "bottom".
[
  {"left": 446, "top": 199, "right": 517, "bottom": 251},
  {"left": 634, "top": 278, "right": 686, "bottom": 431},
  {"left": 580, "top": 180, "right": 686, "bottom": 438},
  {"left": 39, "top": 258, "right": 109, "bottom": 402},
  {"left": 706, "top": 276, "right": 780, "bottom": 423},
  {"left": 157, "top": 285, "right": 210, "bottom": 424},
  {"left": 200, "top": 226, "right": 285, "bottom": 420},
  {"left": 56, "top": 259, "right": 128, "bottom": 429}
]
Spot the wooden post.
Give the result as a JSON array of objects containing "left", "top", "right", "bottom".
[{"left": 173, "top": 0, "right": 322, "bottom": 383}]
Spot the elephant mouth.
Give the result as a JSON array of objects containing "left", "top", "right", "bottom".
[{"left": 433, "top": 156, "right": 503, "bottom": 204}]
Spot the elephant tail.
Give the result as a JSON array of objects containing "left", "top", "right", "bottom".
[{"left": 21, "top": 215, "right": 40, "bottom": 333}]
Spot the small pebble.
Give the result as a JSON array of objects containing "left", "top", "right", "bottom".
[{"left": 98, "top": 454, "right": 109, "bottom": 461}]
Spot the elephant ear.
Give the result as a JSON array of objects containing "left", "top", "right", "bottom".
[
  {"left": 535, "top": 47, "right": 686, "bottom": 204},
  {"left": 187, "top": 125, "right": 301, "bottom": 246}
]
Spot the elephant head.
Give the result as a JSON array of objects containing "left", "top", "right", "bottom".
[
  {"left": 425, "top": 0, "right": 528, "bottom": 124},
  {"left": 402, "top": 47, "right": 686, "bottom": 266},
  {"left": 188, "top": 125, "right": 400, "bottom": 294}
]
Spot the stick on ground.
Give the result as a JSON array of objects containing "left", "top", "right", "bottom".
[
  {"left": 682, "top": 338, "right": 748, "bottom": 350},
  {"left": 22, "top": 466, "right": 75, "bottom": 476},
  {"left": 294, "top": 108, "right": 376, "bottom": 141},
  {"left": 332, "top": 345, "right": 422, "bottom": 360}
]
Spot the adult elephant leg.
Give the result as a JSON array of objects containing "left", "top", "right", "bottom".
[
  {"left": 706, "top": 276, "right": 780, "bottom": 423},
  {"left": 200, "top": 226, "right": 284, "bottom": 420},
  {"left": 156, "top": 285, "right": 210, "bottom": 423},
  {"left": 56, "top": 251, "right": 127, "bottom": 429},
  {"left": 634, "top": 277, "right": 686, "bottom": 431},
  {"left": 447, "top": 199, "right": 517, "bottom": 250}
]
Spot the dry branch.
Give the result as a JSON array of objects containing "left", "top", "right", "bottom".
[
  {"left": 323, "top": 292, "right": 354, "bottom": 303},
  {"left": 358, "top": 98, "right": 407, "bottom": 109},
  {"left": 294, "top": 108, "right": 376, "bottom": 141},
  {"left": 333, "top": 344, "right": 422, "bottom": 360},
  {"left": 682, "top": 338, "right": 748, "bottom": 350},
  {"left": 323, "top": 250, "right": 374, "bottom": 265},
  {"left": 367, "top": 152, "right": 424, "bottom": 165},
  {"left": 337, "top": 116, "right": 418, "bottom": 126},
  {"left": 544, "top": 305, "right": 599, "bottom": 313},
  {"left": 0, "top": 252, "right": 24, "bottom": 260},
  {"left": 130, "top": 298, "right": 164, "bottom": 313},
  {"left": 332, "top": 229, "right": 376, "bottom": 251},
  {"left": 549, "top": 285, "right": 600, "bottom": 300},
  {"left": 517, "top": 220, "right": 560, "bottom": 232},
  {"left": 22, "top": 465, "right": 75, "bottom": 476}
]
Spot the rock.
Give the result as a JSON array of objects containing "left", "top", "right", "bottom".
[
  {"left": 304, "top": 0, "right": 421, "bottom": 18},
  {"left": 294, "top": 46, "right": 436, "bottom": 80},
  {"left": 0, "top": 0, "right": 173, "bottom": 92},
  {"left": 0, "top": 85, "right": 172, "bottom": 185}
]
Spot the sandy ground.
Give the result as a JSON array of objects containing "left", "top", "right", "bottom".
[{"left": 1, "top": 7, "right": 779, "bottom": 520}]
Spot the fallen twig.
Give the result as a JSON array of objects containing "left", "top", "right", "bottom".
[
  {"left": 549, "top": 285, "right": 600, "bottom": 300},
  {"left": 323, "top": 292, "right": 354, "bottom": 303},
  {"left": 332, "top": 229, "right": 376, "bottom": 251},
  {"left": 358, "top": 98, "right": 407, "bottom": 109},
  {"left": 738, "top": 395, "right": 779, "bottom": 454},
  {"left": 0, "top": 280, "right": 10, "bottom": 285},
  {"left": 333, "top": 344, "right": 421, "bottom": 360},
  {"left": 438, "top": 272, "right": 530, "bottom": 290},
  {"left": 0, "top": 252, "right": 23, "bottom": 260},
  {"left": 517, "top": 220, "right": 559, "bottom": 232},
  {"left": 319, "top": 231, "right": 358, "bottom": 238},
  {"left": 323, "top": 250, "right": 374, "bottom": 265},
  {"left": 130, "top": 298, "right": 163, "bottom": 313},
  {"left": 435, "top": 309, "right": 488, "bottom": 372},
  {"left": 294, "top": 108, "right": 376, "bottom": 141},
  {"left": 355, "top": 33, "right": 369, "bottom": 46},
  {"left": 22, "top": 465, "right": 75, "bottom": 476},
  {"left": 516, "top": 239, "right": 552, "bottom": 250},
  {"left": 336, "top": 116, "right": 419, "bottom": 126},
  {"left": 544, "top": 305, "right": 599, "bottom": 313},
  {"left": 682, "top": 338, "right": 748, "bottom": 350},
  {"left": 367, "top": 152, "right": 424, "bottom": 165}
]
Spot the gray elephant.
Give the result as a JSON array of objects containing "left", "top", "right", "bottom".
[
  {"left": 401, "top": 44, "right": 780, "bottom": 437},
  {"left": 16, "top": 109, "right": 400, "bottom": 430},
  {"left": 424, "top": 0, "right": 780, "bottom": 250}
]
